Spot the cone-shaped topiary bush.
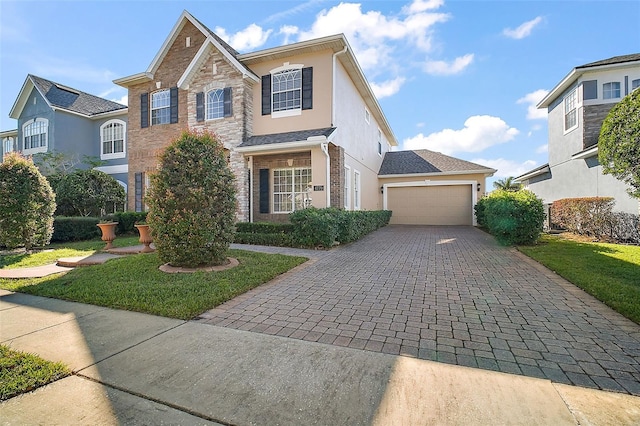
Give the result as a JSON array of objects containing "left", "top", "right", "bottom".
[
  {"left": 146, "top": 130, "right": 236, "bottom": 267},
  {"left": 0, "top": 153, "right": 56, "bottom": 250}
]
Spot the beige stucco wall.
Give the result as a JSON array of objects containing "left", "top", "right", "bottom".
[
  {"left": 379, "top": 173, "right": 489, "bottom": 198},
  {"left": 248, "top": 50, "right": 333, "bottom": 135}
]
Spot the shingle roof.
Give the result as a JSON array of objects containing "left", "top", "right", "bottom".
[
  {"left": 240, "top": 127, "right": 336, "bottom": 147},
  {"left": 189, "top": 14, "right": 240, "bottom": 58},
  {"left": 577, "top": 53, "right": 640, "bottom": 69},
  {"left": 30, "top": 75, "right": 127, "bottom": 116},
  {"left": 379, "top": 150, "right": 495, "bottom": 175}
]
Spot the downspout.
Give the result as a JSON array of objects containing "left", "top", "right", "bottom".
[
  {"left": 332, "top": 45, "right": 348, "bottom": 126},
  {"left": 321, "top": 142, "right": 331, "bottom": 207},
  {"left": 248, "top": 155, "right": 254, "bottom": 223}
]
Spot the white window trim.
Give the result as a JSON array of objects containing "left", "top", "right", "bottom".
[
  {"left": 272, "top": 167, "right": 312, "bottom": 214},
  {"left": 151, "top": 89, "right": 170, "bottom": 125},
  {"left": 377, "top": 129, "right": 383, "bottom": 157},
  {"left": 353, "top": 169, "right": 361, "bottom": 211},
  {"left": 205, "top": 88, "right": 225, "bottom": 121},
  {"left": 22, "top": 118, "right": 48, "bottom": 155},
  {"left": 563, "top": 89, "right": 578, "bottom": 134},
  {"left": 603, "top": 81, "right": 621, "bottom": 100},
  {"left": 3, "top": 137, "right": 15, "bottom": 155},
  {"left": 100, "top": 119, "right": 126, "bottom": 160},
  {"left": 364, "top": 108, "right": 370, "bottom": 124},
  {"left": 270, "top": 63, "right": 304, "bottom": 119},
  {"left": 344, "top": 165, "right": 351, "bottom": 211}
]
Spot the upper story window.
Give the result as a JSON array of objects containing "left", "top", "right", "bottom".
[
  {"left": 632, "top": 79, "right": 640, "bottom": 91},
  {"left": 377, "top": 129, "right": 383, "bottom": 156},
  {"left": 365, "top": 108, "right": 370, "bottom": 124},
  {"left": 151, "top": 89, "right": 170, "bottom": 125},
  {"left": 273, "top": 69, "right": 302, "bottom": 113},
  {"left": 207, "top": 89, "right": 225, "bottom": 120},
  {"left": 3, "top": 137, "right": 15, "bottom": 154},
  {"left": 564, "top": 89, "right": 577, "bottom": 132},
  {"left": 603, "top": 82, "right": 621, "bottom": 99},
  {"left": 23, "top": 118, "right": 48, "bottom": 154},
  {"left": 100, "top": 119, "right": 126, "bottom": 160},
  {"left": 261, "top": 65, "right": 313, "bottom": 117}
]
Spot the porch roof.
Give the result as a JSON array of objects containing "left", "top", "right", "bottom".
[{"left": 239, "top": 127, "right": 336, "bottom": 148}]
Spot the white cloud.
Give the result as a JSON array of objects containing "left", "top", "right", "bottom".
[
  {"left": 536, "top": 144, "right": 548, "bottom": 154},
  {"left": 470, "top": 158, "right": 538, "bottom": 178},
  {"left": 112, "top": 94, "right": 128, "bottom": 106},
  {"left": 26, "top": 56, "right": 117, "bottom": 85},
  {"left": 517, "top": 89, "right": 549, "bottom": 120},
  {"left": 503, "top": 16, "right": 543, "bottom": 40},
  {"left": 403, "top": 115, "right": 519, "bottom": 154},
  {"left": 423, "top": 54, "right": 474, "bottom": 76},
  {"left": 403, "top": 0, "right": 445, "bottom": 14},
  {"left": 215, "top": 24, "right": 272, "bottom": 51},
  {"left": 279, "top": 25, "right": 299, "bottom": 45},
  {"left": 370, "top": 77, "right": 406, "bottom": 99}
]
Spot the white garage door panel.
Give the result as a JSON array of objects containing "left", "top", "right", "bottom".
[{"left": 388, "top": 185, "right": 472, "bottom": 225}]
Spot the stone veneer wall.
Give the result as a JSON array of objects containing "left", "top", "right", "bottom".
[
  {"left": 251, "top": 152, "right": 312, "bottom": 223},
  {"left": 126, "top": 21, "right": 206, "bottom": 210},
  {"left": 329, "top": 144, "right": 345, "bottom": 209},
  {"left": 583, "top": 103, "right": 615, "bottom": 149},
  {"left": 186, "top": 47, "right": 254, "bottom": 222}
]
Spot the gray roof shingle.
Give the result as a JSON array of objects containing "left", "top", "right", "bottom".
[
  {"left": 30, "top": 75, "right": 127, "bottom": 116},
  {"left": 240, "top": 127, "right": 336, "bottom": 147},
  {"left": 577, "top": 53, "right": 640, "bottom": 69},
  {"left": 379, "top": 150, "right": 494, "bottom": 175}
]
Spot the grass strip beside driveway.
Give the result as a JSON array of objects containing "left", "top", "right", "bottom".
[
  {"left": 518, "top": 234, "right": 640, "bottom": 324},
  {"left": 0, "top": 345, "right": 70, "bottom": 401},
  {"left": 0, "top": 250, "right": 306, "bottom": 320}
]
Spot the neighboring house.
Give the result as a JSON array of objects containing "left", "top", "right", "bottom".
[
  {"left": 516, "top": 54, "right": 640, "bottom": 215},
  {"left": 114, "top": 10, "right": 494, "bottom": 224},
  {"left": 379, "top": 150, "right": 495, "bottom": 225},
  {"left": 3, "top": 75, "right": 129, "bottom": 189}
]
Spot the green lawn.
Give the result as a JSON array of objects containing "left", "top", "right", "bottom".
[
  {"left": 518, "top": 234, "right": 640, "bottom": 324},
  {"left": 0, "top": 236, "right": 140, "bottom": 269},
  {"left": 0, "top": 249, "right": 306, "bottom": 320},
  {"left": 0, "top": 345, "right": 70, "bottom": 401}
]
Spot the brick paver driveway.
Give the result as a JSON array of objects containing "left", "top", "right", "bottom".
[{"left": 198, "top": 226, "right": 640, "bottom": 395}]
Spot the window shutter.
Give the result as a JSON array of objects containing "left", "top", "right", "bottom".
[
  {"left": 261, "top": 75, "right": 271, "bottom": 115},
  {"left": 583, "top": 80, "right": 597, "bottom": 100},
  {"left": 170, "top": 87, "right": 179, "bottom": 124},
  {"left": 259, "top": 169, "right": 270, "bottom": 214},
  {"left": 196, "top": 92, "right": 204, "bottom": 122},
  {"left": 140, "top": 93, "right": 149, "bottom": 128},
  {"left": 135, "top": 172, "right": 143, "bottom": 212},
  {"left": 223, "top": 87, "right": 233, "bottom": 117},
  {"left": 302, "top": 67, "right": 313, "bottom": 110}
]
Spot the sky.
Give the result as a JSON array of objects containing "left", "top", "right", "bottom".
[{"left": 1, "top": 0, "right": 639, "bottom": 186}]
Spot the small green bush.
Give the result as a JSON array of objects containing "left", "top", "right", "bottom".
[
  {"left": 235, "top": 222, "right": 295, "bottom": 235},
  {"left": 55, "top": 169, "right": 125, "bottom": 217},
  {"left": 0, "top": 153, "right": 56, "bottom": 250},
  {"left": 234, "top": 232, "right": 293, "bottom": 247},
  {"left": 551, "top": 197, "right": 616, "bottom": 237},
  {"left": 51, "top": 217, "right": 101, "bottom": 242},
  {"left": 335, "top": 210, "right": 392, "bottom": 243},
  {"left": 474, "top": 198, "right": 487, "bottom": 227},
  {"left": 104, "top": 211, "right": 148, "bottom": 234},
  {"left": 481, "top": 189, "right": 545, "bottom": 245},
  {"left": 146, "top": 130, "right": 236, "bottom": 267}
]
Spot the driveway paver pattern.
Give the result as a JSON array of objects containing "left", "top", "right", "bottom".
[{"left": 199, "top": 226, "right": 640, "bottom": 395}]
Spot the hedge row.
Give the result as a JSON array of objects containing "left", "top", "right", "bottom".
[
  {"left": 51, "top": 212, "right": 148, "bottom": 242},
  {"left": 551, "top": 198, "right": 639, "bottom": 243},
  {"left": 475, "top": 190, "right": 545, "bottom": 246},
  {"left": 237, "top": 208, "right": 392, "bottom": 248}
]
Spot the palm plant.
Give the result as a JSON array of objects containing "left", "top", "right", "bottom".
[{"left": 493, "top": 177, "right": 522, "bottom": 192}]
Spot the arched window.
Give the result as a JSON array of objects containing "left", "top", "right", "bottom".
[
  {"left": 206, "top": 89, "right": 224, "bottom": 120},
  {"left": 22, "top": 118, "right": 48, "bottom": 154},
  {"left": 272, "top": 68, "right": 302, "bottom": 112},
  {"left": 100, "top": 120, "right": 126, "bottom": 159}
]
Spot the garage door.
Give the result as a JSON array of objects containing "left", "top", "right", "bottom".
[{"left": 387, "top": 185, "right": 472, "bottom": 225}]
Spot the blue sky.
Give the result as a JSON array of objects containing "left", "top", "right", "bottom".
[{"left": 1, "top": 0, "right": 639, "bottom": 183}]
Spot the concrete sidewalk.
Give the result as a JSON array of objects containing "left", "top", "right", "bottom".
[{"left": 1, "top": 290, "right": 639, "bottom": 425}]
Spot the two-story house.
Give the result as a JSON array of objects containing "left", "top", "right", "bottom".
[
  {"left": 3, "top": 75, "right": 129, "bottom": 189},
  {"left": 114, "top": 10, "right": 495, "bottom": 225},
  {"left": 516, "top": 54, "right": 640, "bottom": 215}
]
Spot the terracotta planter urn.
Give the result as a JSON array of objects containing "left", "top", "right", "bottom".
[
  {"left": 134, "top": 224, "right": 154, "bottom": 253},
  {"left": 97, "top": 222, "right": 118, "bottom": 250}
]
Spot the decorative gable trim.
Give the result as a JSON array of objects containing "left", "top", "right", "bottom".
[{"left": 9, "top": 76, "right": 53, "bottom": 119}]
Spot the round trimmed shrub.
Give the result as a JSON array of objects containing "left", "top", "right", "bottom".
[
  {"left": 482, "top": 189, "right": 545, "bottom": 245},
  {"left": 146, "top": 130, "right": 236, "bottom": 267},
  {"left": 55, "top": 169, "right": 125, "bottom": 217},
  {"left": 0, "top": 153, "right": 56, "bottom": 250}
]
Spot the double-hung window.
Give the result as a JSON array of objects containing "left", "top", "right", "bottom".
[
  {"left": 603, "top": 82, "right": 621, "bottom": 99},
  {"left": 353, "top": 170, "right": 361, "bottom": 210},
  {"left": 101, "top": 120, "right": 126, "bottom": 159},
  {"left": 206, "top": 89, "right": 225, "bottom": 120},
  {"left": 273, "top": 167, "right": 312, "bottom": 213},
  {"left": 377, "top": 129, "right": 383, "bottom": 156},
  {"left": 151, "top": 89, "right": 170, "bottom": 125},
  {"left": 564, "top": 89, "right": 577, "bottom": 132},
  {"left": 632, "top": 79, "right": 640, "bottom": 91},
  {"left": 272, "top": 69, "right": 302, "bottom": 112},
  {"left": 3, "top": 137, "right": 15, "bottom": 155},
  {"left": 22, "top": 118, "right": 48, "bottom": 154},
  {"left": 344, "top": 166, "right": 351, "bottom": 210}
]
